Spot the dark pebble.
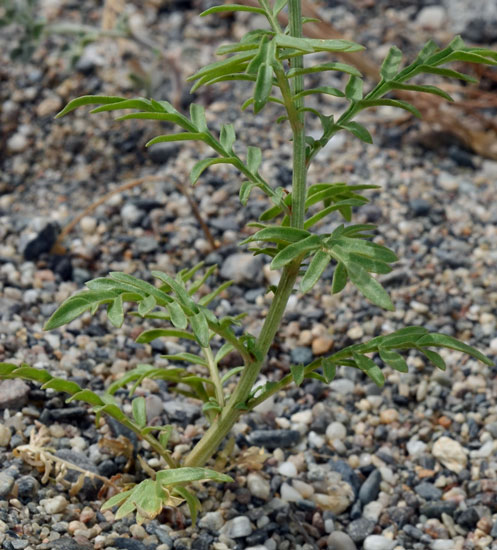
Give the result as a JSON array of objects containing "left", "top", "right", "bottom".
[
  {"left": 448, "top": 145, "right": 476, "bottom": 168},
  {"left": 403, "top": 524, "right": 424, "bottom": 540},
  {"left": 245, "top": 530, "right": 267, "bottom": 545},
  {"left": 248, "top": 429, "right": 301, "bottom": 450},
  {"left": 491, "top": 521, "right": 497, "bottom": 538},
  {"left": 41, "top": 406, "right": 89, "bottom": 423},
  {"left": 290, "top": 347, "right": 313, "bottom": 364},
  {"left": 462, "top": 17, "right": 497, "bottom": 43},
  {"left": 409, "top": 198, "right": 431, "bottom": 217},
  {"left": 148, "top": 142, "right": 180, "bottom": 164},
  {"left": 414, "top": 482, "right": 442, "bottom": 501},
  {"left": 23, "top": 223, "right": 59, "bottom": 261},
  {"left": 113, "top": 539, "right": 149, "bottom": 550},
  {"left": 350, "top": 499, "right": 362, "bottom": 520},
  {"left": 98, "top": 459, "right": 120, "bottom": 478},
  {"left": 16, "top": 475, "right": 39, "bottom": 503},
  {"left": 420, "top": 500, "right": 457, "bottom": 518},
  {"left": 54, "top": 449, "right": 102, "bottom": 500},
  {"left": 347, "top": 517, "right": 374, "bottom": 542},
  {"left": 382, "top": 506, "right": 415, "bottom": 527},
  {"left": 329, "top": 460, "right": 362, "bottom": 497},
  {"left": 359, "top": 469, "right": 381, "bottom": 505},
  {"left": 50, "top": 538, "right": 92, "bottom": 550},
  {"left": 456, "top": 507, "right": 480, "bottom": 529}
]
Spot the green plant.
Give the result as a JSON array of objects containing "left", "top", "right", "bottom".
[{"left": 2, "top": 0, "right": 496, "bottom": 524}]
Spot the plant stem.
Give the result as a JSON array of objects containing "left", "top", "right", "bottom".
[
  {"left": 184, "top": 0, "right": 307, "bottom": 469},
  {"left": 203, "top": 346, "right": 224, "bottom": 406}
]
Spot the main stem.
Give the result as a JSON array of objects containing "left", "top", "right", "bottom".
[{"left": 184, "top": 0, "right": 306, "bottom": 468}]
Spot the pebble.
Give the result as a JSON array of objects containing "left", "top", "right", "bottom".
[
  {"left": 280, "top": 482, "right": 302, "bottom": 502},
  {"left": 0, "top": 424, "right": 11, "bottom": 447},
  {"left": 247, "top": 473, "right": 270, "bottom": 500},
  {"left": 414, "top": 482, "right": 442, "bottom": 501},
  {"left": 362, "top": 536, "right": 396, "bottom": 550},
  {"left": 221, "top": 516, "right": 252, "bottom": 538},
  {"left": 42, "top": 495, "right": 68, "bottom": 514},
  {"left": 220, "top": 254, "right": 263, "bottom": 286},
  {"left": 347, "top": 517, "right": 375, "bottom": 543},
  {"left": 312, "top": 335, "right": 334, "bottom": 355},
  {"left": 327, "top": 531, "right": 357, "bottom": 550},
  {"left": 416, "top": 6, "right": 447, "bottom": 30},
  {"left": 249, "top": 430, "right": 300, "bottom": 450},
  {"left": 432, "top": 437, "right": 467, "bottom": 473},
  {"left": 359, "top": 469, "right": 382, "bottom": 505},
  {"left": 7, "top": 133, "right": 29, "bottom": 153},
  {"left": 80, "top": 216, "right": 97, "bottom": 234},
  {"left": 0, "top": 472, "right": 15, "bottom": 498},
  {"left": 347, "top": 326, "right": 364, "bottom": 340},
  {"left": 326, "top": 422, "right": 347, "bottom": 441},
  {"left": 290, "top": 346, "right": 313, "bottom": 365},
  {"left": 278, "top": 461, "right": 297, "bottom": 477},
  {"left": 0, "top": 380, "right": 30, "bottom": 409},
  {"left": 198, "top": 511, "right": 225, "bottom": 532},
  {"left": 379, "top": 409, "right": 398, "bottom": 424}
]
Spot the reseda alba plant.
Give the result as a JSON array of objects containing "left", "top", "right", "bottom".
[{"left": 2, "top": 0, "right": 496, "bottom": 524}]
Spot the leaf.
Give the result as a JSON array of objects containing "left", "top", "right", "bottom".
[
  {"left": 417, "top": 65, "right": 478, "bottom": 84},
  {"left": 246, "top": 146, "right": 262, "bottom": 174},
  {"left": 347, "top": 261, "right": 394, "bottom": 311},
  {"left": 0, "top": 363, "right": 51, "bottom": 383},
  {"left": 220, "top": 366, "right": 244, "bottom": 385},
  {"left": 304, "top": 38, "right": 364, "bottom": 54},
  {"left": 357, "top": 98, "right": 422, "bottom": 118},
  {"left": 379, "top": 348, "right": 408, "bottom": 373},
  {"left": 241, "top": 226, "right": 310, "bottom": 245},
  {"left": 157, "top": 467, "right": 233, "bottom": 486},
  {"left": 332, "top": 238, "right": 398, "bottom": 263},
  {"left": 340, "top": 121, "right": 373, "bottom": 144},
  {"left": 167, "top": 302, "right": 188, "bottom": 329},
  {"left": 416, "top": 333, "right": 492, "bottom": 366},
  {"left": 287, "top": 62, "right": 361, "bottom": 78},
  {"left": 161, "top": 353, "right": 208, "bottom": 367},
  {"left": 41, "top": 378, "right": 82, "bottom": 395},
  {"left": 345, "top": 75, "right": 363, "bottom": 101},
  {"left": 55, "top": 95, "right": 126, "bottom": 118},
  {"left": 159, "top": 426, "right": 173, "bottom": 448},
  {"left": 67, "top": 390, "right": 105, "bottom": 406},
  {"left": 270, "top": 235, "right": 321, "bottom": 269},
  {"left": 132, "top": 397, "right": 147, "bottom": 428},
  {"left": 273, "top": 0, "right": 287, "bottom": 16},
  {"left": 101, "top": 488, "right": 134, "bottom": 511},
  {"left": 300, "top": 251, "right": 331, "bottom": 293},
  {"left": 146, "top": 132, "right": 206, "bottom": 147},
  {"left": 107, "top": 295, "right": 124, "bottom": 328},
  {"left": 254, "top": 62, "right": 274, "bottom": 114},
  {"left": 200, "top": 4, "right": 268, "bottom": 16},
  {"left": 322, "top": 358, "right": 336, "bottom": 383},
  {"left": 189, "top": 103, "right": 208, "bottom": 132},
  {"left": 109, "top": 273, "right": 171, "bottom": 306},
  {"left": 138, "top": 295, "right": 157, "bottom": 317},
  {"left": 275, "top": 35, "right": 314, "bottom": 53},
  {"left": 220, "top": 123, "right": 236, "bottom": 152},
  {"left": 190, "top": 158, "right": 236, "bottom": 185},
  {"left": 387, "top": 82, "right": 453, "bottom": 102},
  {"left": 137, "top": 329, "right": 196, "bottom": 344},
  {"left": 420, "top": 349, "right": 446, "bottom": 371},
  {"left": 293, "top": 86, "right": 345, "bottom": 101},
  {"left": 380, "top": 46, "right": 403, "bottom": 81},
  {"left": 89, "top": 98, "right": 156, "bottom": 114},
  {"left": 173, "top": 486, "right": 201, "bottom": 525},
  {"left": 239, "top": 181, "right": 255, "bottom": 205},
  {"left": 352, "top": 352, "right": 384, "bottom": 387},
  {"left": 290, "top": 364, "right": 305, "bottom": 386},
  {"left": 190, "top": 311, "right": 210, "bottom": 348},
  {"left": 331, "top": 262, "right": 348, "bottom": 294}
]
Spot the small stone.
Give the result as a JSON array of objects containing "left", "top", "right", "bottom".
[
  {"left": 432, "top": 436, "right": 467, "bottom": 473},
  {"left": 17, "top": 475, "right": 39, "bottom": 503},
  {"left": 280, "top": 482, "right": 301, "bottom": 502},
  {"left": 220, "top": 254, "right": 264, "bottom": 286},
  {"left": 7, "top": 133, "right": 29, "bottom": 153},
  {"left": 222, "top": 516, "right": 252, "bottom": 538},
  {"left": 414, "top": 482, "right": 442, "bottom": 501},
  {"left": 291, "top": 409, "right": 312, "bottom": 424},
  {"left": 0, "top": 424, "right": 11, "bottom": 446},
  {"left": 379, "top": 409, "right": 398, "bottom": 424},
  {"left": 347, "top": 326, "right": 364, "bottom": 340},
  {"left": 0, "top": 472, "right": 15, "bottom": 498},
  {"left": 278, "top": 461, "right": 297, "bottom": 477},
  {"left": 416, "top": 6, "right": 447, "bottom": 30},
  {"left": 36, "top": 96, "right": 62, "bottom": 117},
  {"left": 247, "top": 473, "right": 270, "bottom": 500},
  {"left": 291, "top": 346, "right": 313, "bottom": 364},
  {"left": 312, "top": 492, "right": 352, "bottom": 514},
  {"left": 134, "top": 236, "right": 159, "bottom": 254},
  {"left": 362, "top": 535, "right": 396, "bottom": 550},
  {"left": 326, "top": 422, "right": 347, "bottom": 441},
  {"left": 330, "top": 379, "right": 355, "bottom": 394},
  {"left": 347, "top": 517, "right": 375, "bottom": 543},
  {"left": 359, "top": 469, "right": 381, "bottom": 505},
  {"left": 292, "top": 479, "right": 314, "bottom": 499},
  {"left": 148, "top": 142, "right": 180, "bottom": 164},
  {"left": 409, "top": 198, "right": 431, "bottom": 217},
  {"left": 130, "top": 524, "right": 147, "bottom": 539},
  {"left": 312, "top": 335, "right": 334, "bottom": 355},
  {"left": 438, "top": 171, "right": 459, "bottom": 192},
  {"left": 163, "top": 399, "right": 200, "bottom": 424},
  {"left": 113, "top": 538, "right": 147, "bottom": 550},
  {"left": 42, "top": 495, "right": 69, "bottom": 514},
  {"left": 327, "top": 531, "right": 357, "bottom": 550},
  {"left": 456, "top": 507, "right": 479, "bottom": 529},
  {"left": 80, "top": 216, "right": 97, "bottom": 234},
  {"left": 430, "top": 541, "right": 456, "bottom": 550},
  {"left": 249, "top": 429, "right": 300, "bottom": 450},
  {"left": 121, "top": 203, "right": 144, "bottom": 226},
  {"left": 199, "top": 510, "right": 225, "bottom": 532},
  {"left": 0, "top": 379, "right": 30, "bottom": 409}
]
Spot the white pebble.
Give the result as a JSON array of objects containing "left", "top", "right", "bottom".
[
  {"left": 363, "top": 535, "right": 397, "bottom": 550},
  {"left": 470, "top": 440, "right": 495, "bottom": 459},
  {"left": 347, "top": 326, "right": 364, "bottom": 340},
  {"left": 432, "top": 436, "right": 467, "bottom": 473},
  {"left": 80, "top": 216, "right": 97, "bottom": 234},
  {"left": 42, "top": 495, "right": 68, "bottom": 514},
  {"left": 308, "top": 431, "right": 325, "bottom": 448},
  {"left": 292, "top": 479, "right": 314, "bottom": 499},
  {"left": 280, "top": 482, "right": 301, "bottom": 502},
  {"left": 416, "top": 6, "right": 447, "bottom": 30},
  {"left": 290, "top": 409, "right": 312, "bottom": 425},
  {"left": 7, "top": 133, "right": 29, "bottom": 153},
  {"left": 247, "top": 473, "right": 270, "bottom": 500},
  {"left": 278, "top": 461, "right": 297, "bottom": 477},
  {"left": 326, "top": 421, "right": 347, "bottom": 441}
]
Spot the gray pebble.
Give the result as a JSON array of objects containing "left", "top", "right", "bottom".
[
  {"left": 327, "top": 531, "right": 357, "bottom": 550},
  {"left": 0, "top": 472, "right": 15, "bottom": 498},
  {"left": 0, "top": 379, "right": 30, "bottom": 409},
  {"left": 134, "top": 236, "right": 159, "bottom": 254},
  {"left": 414, "top": 482, "right": 442, "bottom": 501},
  {"left": 220, "top": 253, "right": 263, "bottom": 286},
  {"left": 359, "top": 469, "right": 381, "bottom": 505},
  {"left": 347, "top": 517, "right": 374, "bottom": 542},
  {"left": 222, "top": 516, "right": 252, "bottom": 538},
  {"left": 249, "top": 429, "right": 301, "bottom": 450},
  {"left": 291, "top": 346, "right": 313, "bottom": 365}
]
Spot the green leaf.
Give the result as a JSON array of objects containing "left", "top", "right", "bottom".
[
  {"left": 138, "top": 295, "right": 157, "bottom": 317},
  {"left": 107, "top": 295, "right": 124, "bottom": 328},
  {"left": 420, "top": 349, "right": 446, "bottom": 371},
  {"left": 304, "top": 38, "right": 364, "bottom": 54},
  {"left": 440, "top": 50, "right": 497, "bottom": 67},
  {"left": 357, "top": 98, "right": 422, "bottom": 118},
  {"left": 287, "top": 62, "right": 361, "bottom": 78},
  {"left": 290, "top": 364, "right": 305, "bottom": 386},
  {"left": 254, "top": 62, "right": 274, "bottom": 114},
  {"left": 159, "top": 426, "right": 173, "bottom": 448},
  {"left": 101, "top": 488, "right": 134, "bottom": 511},
  {"left": 220, "top": 366, "right": 244, "bottom": 385},
  {"left": 220, "top": 123, "right": 236, "bottom": 152},
  {"left": 132, "top": 396, "right": 147, "bottom": 428},
  {"left": 417, "top": 65, "right": 478, "bottom": 84},
  {"left": 190, "top": 157, "right": 237, "bottom": 185},
  {"left": 332, "top": 238, "right": 398, "bottom": 263},
  {"left": 345, "top": 75, "right": 363, "bottom": 101},
  {"left": 380, "top": 46, "right": 403, "bottom": 81},
  {"left": 246, "top": 146, "right": 262, "bottom": 174},
  {"left": 89, "top": 98, "right": 156, "bottom": 114},
  {"left": 340, "top": 121, "right": 373, "bottom": 144},
  {"left": 173, "top": 486, "right": 201, "bottom": 525},
  {"left": 352, "top": 352, "right": 384, "bottom": 387},
  {"left": 190, "top": 311, "right": 210, "bottom": 348},
  {"left": 167, "top": 302, "right": 188, "bottom": 329},
  {"left": 41, "top": 378, "right": 82, "bottom": 395},
  {"left": 293, "top": 86, "right": 345, "bottom": 101},
  {"left": 331, "top": 262, "right": 347, "bottom": 294},
  {"left": 200, "top": 4, "right": 268, "bottom": 16},
  {"left": 156, "top": 467, "right": 233, "bottom": 486},
  {"left": 416, "top": 333, "right": 492, "bottom": 366},
  {"left": 300, "top": 251, "right": 331, "bottom": 293},
  {"left": 55, "top": 95, "right": 126, "bottom": 118},
  {"left": 162, "top": 353, "right": 208, "bottom": 367},
  {"left": 146, "top": 132, "right": 206, "bottom": 147},
  {"left": 241, "top": 226, "right": 310, "bottom": 245},
  {"left": 239, "top": 181, "right": 255, "bottom": 205},
  {"left": 0, "top": 363, "right": 51, "bottom": 383},
  {"left": 346, "top": 261, "right": 394, "bottom": 311},
  {"left": 190, "top": 103, "right": 208, "bottom": 132},
  {"left": 109, "top": 273, "right": 171, "bottom": 306},
  {"left": 379, "top": 348, "right": 408, "bottom": 373},
  {"left": 322, "top": 358, "right": 336, "bottom": 383},
  {"left": 270, "top": 235, "right": 321, "bottom": 269},
  {"left": 275, "top": 35, "right": 314, "bottom": 53},
  {"left": 387, "top": 82, "right": 453, "bottom": 102},
  {"left": 67, "top": 389, "right": 105, "bottom": 406},
  {"left": 136, "top": 328, "right": 196, "bottom": 344},
  {"left": 273, "top": 0, "right": 287, "bottom": 16}
]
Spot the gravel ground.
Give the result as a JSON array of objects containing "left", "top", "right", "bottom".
[{"left": 1, "top": 1, "right": 497, "bottom": 550}]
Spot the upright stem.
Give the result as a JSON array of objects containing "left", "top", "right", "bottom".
[{"left": 183, "top": 0, "right": 307, "bottom": 469}]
